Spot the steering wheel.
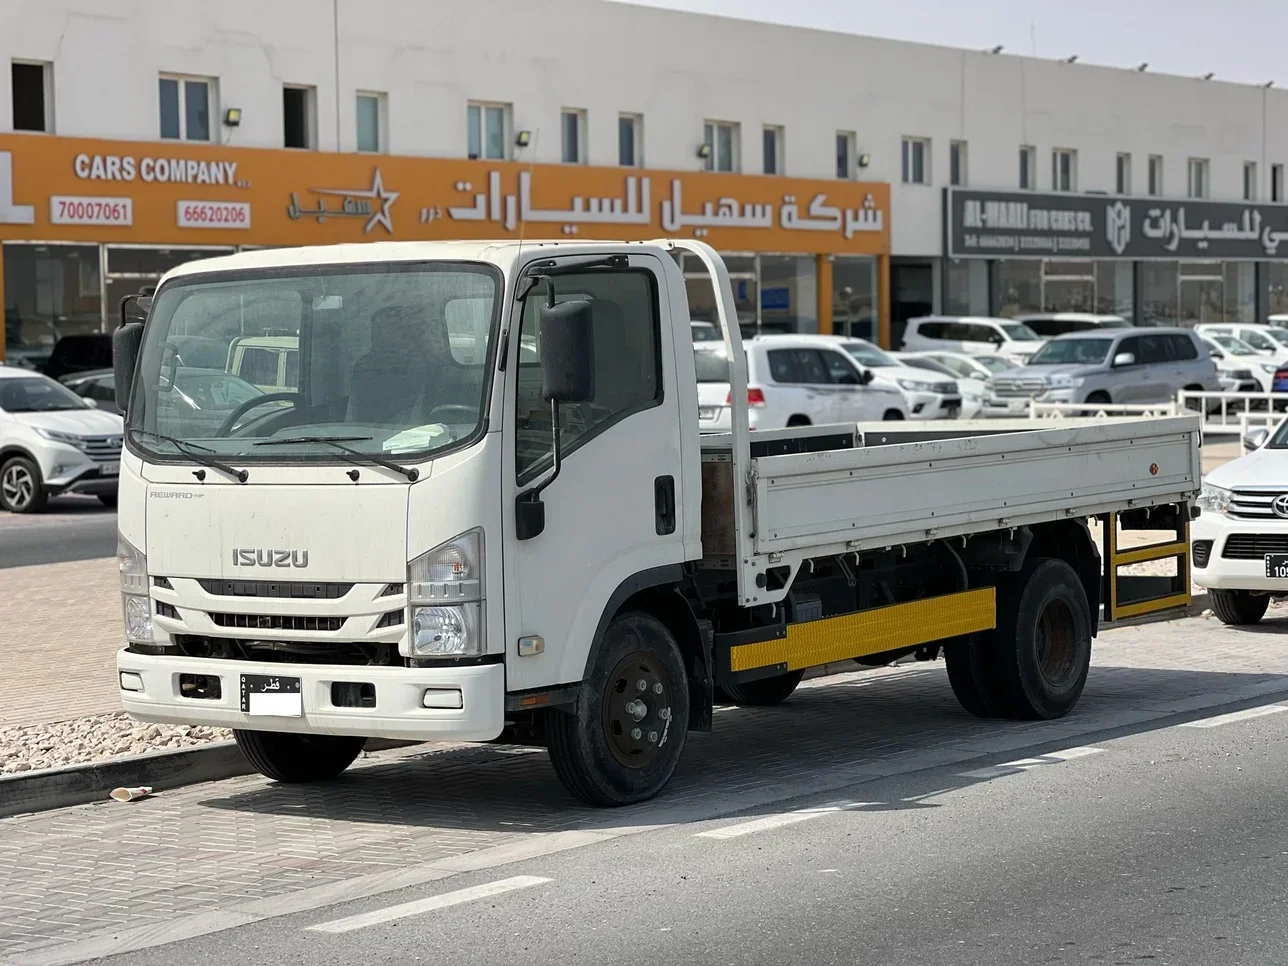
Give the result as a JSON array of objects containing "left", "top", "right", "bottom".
[
  {"left": 427, "top": 404, "right": 478, "bottom": 424},
  {"left": 216, "top": 393, "right": 302, "bottom": 437}
]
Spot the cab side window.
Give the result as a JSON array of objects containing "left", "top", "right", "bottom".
[
  {"left": 515, "top": 270, "right": 662, "bottom": 484},
  {"left": 916, "top": 322, "right": 948, "bottom": 340},
  {"left": 1242, "top": 330, "right": 1274, "bottom": 352}
]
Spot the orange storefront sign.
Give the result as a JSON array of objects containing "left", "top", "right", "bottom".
[{"left": 0, "top": 133, "right": 890, "bottom": 255}]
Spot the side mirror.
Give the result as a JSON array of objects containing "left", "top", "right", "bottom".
[
  {"left": 1244, "top": 428, "right": 1270, "bottom": 452},
  {"left": 539, "top": 300, "right": 595, "bottom": 403},
  {"left": 119, "top": 293, "right": 152, "bottom": 330},
  {"left": 112, "top": 323, "right": 144, "bottom": 414},
  {"left": 1112, "top": 351, "right": 1136, "bottom": 368},
  {"left": 989, "top": 334, "right": 1005, "bottom": 346},
  {"left": 859, "top": 368, "right": 875, "bottom": 385}
]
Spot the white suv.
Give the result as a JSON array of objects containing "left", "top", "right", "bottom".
[
  {"left": 695, "top": 335, "right": 909, "bottom": 433},
  {"left": 901, "top": 315, "right": 1046, "bottom": 365},
  {"left": 0, "top": 366, "right": 124, "bottom": 512}
]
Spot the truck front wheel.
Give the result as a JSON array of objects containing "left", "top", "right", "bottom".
[
  {"left": 1209, "top": 589, "right": 1269, "bottom": 626},
  {"left": 721, "top": 670, "right": 805, "bottom": 706},
  {"left": 233, "top": 730, "right": 367, "bottom": 783},
  {"left": 546, "top": 611, "right": 690, "bottom": 807}
]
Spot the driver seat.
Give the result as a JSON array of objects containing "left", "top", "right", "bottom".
[{"left": 348, "top": 306, "right": 441, "bottom": 424}]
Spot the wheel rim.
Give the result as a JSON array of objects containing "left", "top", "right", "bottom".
[
  {"left": 1035, "top": 596, "right": 1078, "bottom": 687},
  {"left": 601, "top": 651, "right": 674, "bottom": 768},
  {"left": 1, "top": 465, "right": 34, "bottom": 510}
]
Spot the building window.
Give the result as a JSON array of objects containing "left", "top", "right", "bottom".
[
  {"left": 763, "top": 125, "right": 784, "bottom": 176},
  {"left": 11, "top": 61, "right": 52, "bottom": 133},
  {"left": 1148, "top": 155, "right": 1163, "bottom": 196},
  {"left": 703, "top": 121, "right": 739, "bottom": 172},
  {"left": 1052, "top": 148, "right": 1077, "bottom": 192},
  {"left": 1187, "top": 157, "right": 1210, "bottom": 199},
  {"left": 1116, "top": 153, "right": 1132, "bottom": 194},
  {"left": 1019, "top": 145, "right": 1036, "bottom": 190},
  {"left": 618, "top": 113, "right": 642, "bottom": 167},
  {"left": 1244, "top": 161, "right": 1258, "bottom": 201},
  {"left": 836, "top": 131, "right": 855, "bottom": 179},
  {"left": 902, "top": 137, "right": 930, "bottom": 185},
  {"left": 282, "top": 85, "right": 316, "bottom": 150},
  {"left": 1274, "top": 163, "right": 1285, "bottom": 203},
  {"left": 159, "top": 75, "right": 213, "bottom": 141},
  {"left": 560, "top": 109, "right": 586, "bottom": 164},
  {"left": 355, "top": 92, "right": 386, "bottom": 153},
  {"left": 949, "top": 140, "right": 967, "bottom": 187},
  {"left": 467, "top": 102, "right": 510, "bottom": 160}
]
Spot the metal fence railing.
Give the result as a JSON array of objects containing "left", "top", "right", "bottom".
[{"left": 1022, "top": 391, "right": 1284, "bottom": 438}]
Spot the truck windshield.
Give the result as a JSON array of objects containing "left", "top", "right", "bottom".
[
  {"left": 127, "top": 262, "right": 499, "bottom": 461},
  {"left": 1027, "top": 338, "right": 1113, "bottom": 366}
]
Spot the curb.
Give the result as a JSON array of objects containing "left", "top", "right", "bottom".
[
  {"left": 0, "top": 737, "right": 414, "bottom": 820},
  {"left": 2, "top": 598, "right": 1210, "bottom": 820}
]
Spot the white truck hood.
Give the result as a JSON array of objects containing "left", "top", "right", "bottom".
[{"left": 145, "top": 482, "right": 408, "bottom": 582}]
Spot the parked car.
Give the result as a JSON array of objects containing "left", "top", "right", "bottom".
[
  {"left": 690, "top": 321, "right": 724, "bottom": 350},
  {"left": 0, "top": 366, "right": 123, "bottom": 512},
  {"left": 900, "top": 315, "right": 1045, "bottom": 365},
  {"left": 1196, "top": 323, "right": 1288, "bottom": 360},
  {"left": 696, "top": 336, "right": 909, "bottom": 433},
  {"left": 1013, "top": 313, "right": 1132, "bottom": 338},
  {"left": 40, "top": 333, "right": 114, "bottom": 381},
  {"left": 60, "top": 368, "right": 122, "bottom": 414},
  {"left": 895, "top": 354, "right": 983, "bottom": 417},
  {"left": 982, "top": 328, "right": 1221, "bottom": 416},
  {"left": 785, "top": 334, "right": 962, "bottom": 420},
  {"left": 1198, "top": 335, "right": 1274, "bottom": 391},
  {"left": 898, "top": 351, "right": 1013, "bottom": 418}
]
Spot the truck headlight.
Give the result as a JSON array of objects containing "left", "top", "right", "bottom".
[
  {"left": 405, "top": 530, "right": 485, "bottom": 657},
  {"left": 118, "top": 535, "right": 154, "bottom": 645},
  {"left": 1196, "top": 484, "right": 1232, "bottom": 514}
]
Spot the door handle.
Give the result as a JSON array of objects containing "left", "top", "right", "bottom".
[{"left": 654, "top": 475, "right": 676, "bottom": 536}]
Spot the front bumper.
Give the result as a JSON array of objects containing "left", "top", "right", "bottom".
[
  {"left": 903, "top": 391, "right": 961, "bottom": 420},
  {"left": 116, "top": 650, "right": 506, "bottom": 741},
  {"left": 1191, "top": 513, "right": 1288, "bottom": 592}
]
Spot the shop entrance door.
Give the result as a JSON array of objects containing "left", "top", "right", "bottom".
[
  {"left": 1178, "top": 275, "right": 1224, "bottom": 326},
  {"left": 1041, "top": 260, "right": 1096, "bottom": 312}
]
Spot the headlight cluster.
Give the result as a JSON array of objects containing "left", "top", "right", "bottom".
[
  {"left": 1196, "top": 484, "right": 1232, "bottom": 515},
  {"left": 404, "top": 530, "right": 485, "bottom": 658},
  {"left": 118, "top": 535, "right": 156, "bottom": 646},
  {"left": 897, "top": 378, "right": 936, "bottom": 393},
  {"left": 36, "top": 428, "right": 88, "bottom": 450},
  {"left": 1044, "top": 374, "right": 1084, "bottom": 390}
]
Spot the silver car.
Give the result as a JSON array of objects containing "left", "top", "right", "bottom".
[{"left": 982, "top": 327, "right": 1221, "bottom": 416}]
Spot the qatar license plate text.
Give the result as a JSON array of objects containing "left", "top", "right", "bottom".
[
  {"left": 240, "top": 674, "right": 303, "bottom": 716},
  {"left": 1265, "top": 554, "right": 1288, "bottom": 579}
]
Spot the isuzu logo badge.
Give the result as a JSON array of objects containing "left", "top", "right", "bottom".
[{"left": 232, "top": 549, "right": 309, "bottom": 568}]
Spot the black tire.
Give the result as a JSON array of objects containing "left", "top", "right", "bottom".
[
  {"left": 97, "top": 491, "right": 118, "bottom": 508},
  {"left": 546, "top": 611, "right": 690, "bottom": 807},
  {"left": 233, "top": 730, "right": 366, "bottom": 783},
  {"left": 883, "top": 409, "right": 906, "bottom": 421},
  {"left": 1084, "top": 391, "right": 1111, "bottom": 405},
  {"left": 721, "top": 670, "right": 805, "bottom": 707},
  {"left": 989, "top": 558, "right": 1093, "bottom": 720},
  {"left": 786, "top": 415, "right": 811, "bottom": 427},
  {"left": 0, "top": 456, "right": 48, "bottom": 513},
  {"left": 944, "top": 633, "right": 1005, "bottom": 718},
  {"left": 1209, "top": 589, "right": 1269, "bottom": 626}
]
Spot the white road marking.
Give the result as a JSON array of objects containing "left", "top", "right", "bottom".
[
  {"left": 1180, "top": 704, "right": 1288, "bottom": 729},
  {"left": 695, "top": 802, "right": 876, "bottom": 840},
  {"left": 956, "top": 745, "right": 1103, "bottom": 780},
  {"left": 305, "top": 876, "right": 552, "bottom": 934}
]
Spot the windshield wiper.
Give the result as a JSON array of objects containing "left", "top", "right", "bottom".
[
  {"left": 130, "top": 430, "right": 248, "bottom": 483},
  {"left": 254, "top": 435, "right": 420, "bottom": 482}
]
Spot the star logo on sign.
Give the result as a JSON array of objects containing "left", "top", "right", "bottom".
[{"left": 311, "top": 168, "right": 399, "bottom": 234}]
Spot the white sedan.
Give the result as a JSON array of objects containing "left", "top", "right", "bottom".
[{"left": 0, "top": 366, "right": 124, "bottom": 512}]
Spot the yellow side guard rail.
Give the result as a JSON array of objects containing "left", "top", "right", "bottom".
[{"left": 1101, "top": 506, "right": 1191, "bottom": 622}]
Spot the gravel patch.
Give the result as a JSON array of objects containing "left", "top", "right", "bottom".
[{"left": 0, "top": 714, "right": 229, "bottom": 775}]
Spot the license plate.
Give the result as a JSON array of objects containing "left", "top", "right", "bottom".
[
  {"left": 240, "top": 674, "right": 303, "bottom": 716},
  {"left": 100, "top": 462, "right": 119, "bottom": 476},
  {"left": 698, "top": 406, "right": 718, "bottom": 420},
  {"left": 1267, "top": 555, "right": 1288, "bottom": 579}
]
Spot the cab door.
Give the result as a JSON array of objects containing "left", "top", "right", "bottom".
[{"left": 501, "top": 255, "right": 689, "bottom": 693}]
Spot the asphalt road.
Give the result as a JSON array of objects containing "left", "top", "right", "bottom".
[
  {"left": 0, "top": 499, "right": 116, "bottom": 568},
  {"left": 91, "top": 690, "right": 1288, "bottom": 966}
]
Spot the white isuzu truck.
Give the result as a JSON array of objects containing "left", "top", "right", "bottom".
[{"left": 111, "top": 240, "right": 1201, "bottom": 806}]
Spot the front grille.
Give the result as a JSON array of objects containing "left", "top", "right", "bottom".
[
  {"left": 155, "top": 601, "right": 179, "bottom": 619},
  {"left": 173, "top": 635, "right": 397, "bottom": 666},
  {"left": 83, "top": 435, "right": 123, "bottom": 462},
  {"left": 1192, "top": 540, "right": 1213, "bottom": 568},
  {"left": 932, "top": 381, "right": 956, "bottom": 394},
  {"left": 1230, "top": 369, "right": 1256, "bottom": 380},
  {"left": 991, "top": 378, "right": 1045, "bottom": 397},
  {"left": 198, "top": 579, "right": 353, "bottom": 599},
  {"left": 1228, "top": 490, "right": 1288, "bottom": 520},
  {"left": 375, "top": 610, "right": 405, "bottom": 628},
  {"left": 208, "top": 612, "right": 345, "bottom": 631},
  {"left": 1221, "top": 534, "right": 1288, "bottom": 559}
]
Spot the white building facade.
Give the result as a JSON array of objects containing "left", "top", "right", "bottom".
[{"left": 2, "top": 0, "right": 1288, "bottom": 355}]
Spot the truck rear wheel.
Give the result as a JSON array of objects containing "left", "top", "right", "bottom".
[
  {"left": 233, "top": 730, "right": 367, "bottom": 783},
  {"left": 721, "top": 670, "right": 805, "bottom": 706},
  {"left": 1209, "top": 589, "right": 1269, "bottom": 626},
  {"left": 944, "top": 633, "right": 1004, "bottom": 718},
  {"left": 991, "top": 558, "right": 1093, "bottom": 720},
  {"left": 546, "top": 611, "right": 690, "bottom": 807}
]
